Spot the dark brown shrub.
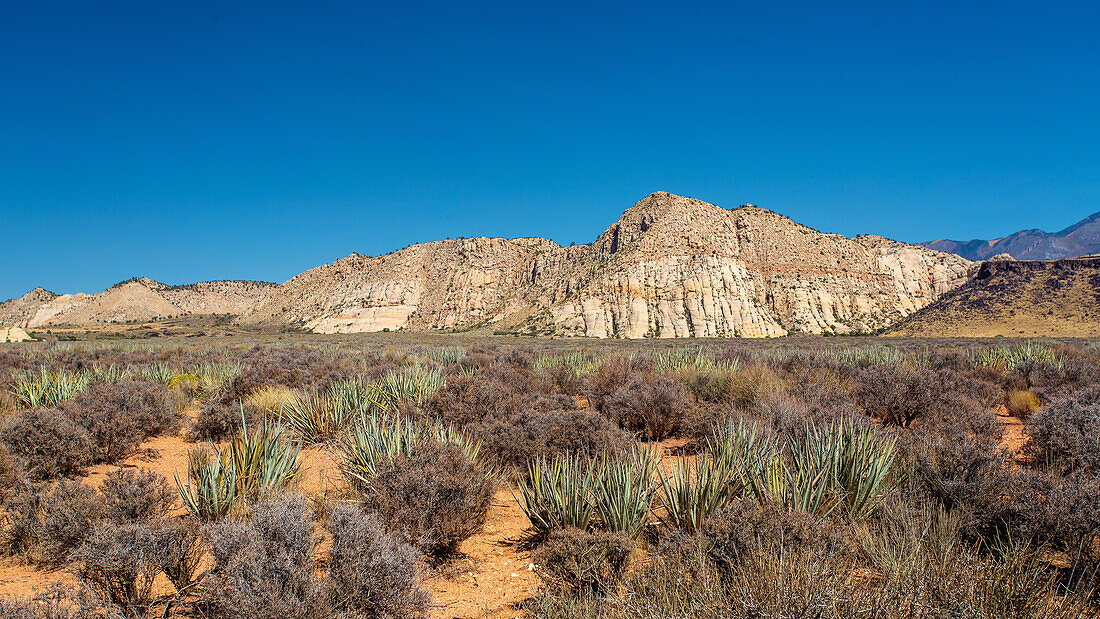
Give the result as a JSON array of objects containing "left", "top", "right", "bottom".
[
  {"left": 533, "top": 528, "right": 633, "bottom": 596},
  {"left": 150, "top": 518, "right": 204, "bottom": 591},
  {"left": 0, "top": 444, "right": 27, "bottom": 505},
  {"left": 60, "top": 378, "right": 176, "bottom": 464},
  {"left": 905, "top": 434, "right": 1015, "bottom": 542},
  {"left": 605, "top": 372, "right": 688, "bottom": 440},
  {"left": 325, "top": 504, "right": 432, "bottom": 618},
  {"left": 585, "top": 356, "right": 634, "bottom": 415},
  {"left": 1025, "top": 385, "right": 1100, "bottom": 476},
  {"left": 855, "top": 366, "right": 996, "bottom": 433},
  {"left": 701, "top": 501, "right": 848, "bottom": 574},
  {"left": 360, "top": 441, "right": 494, "bottom": 559},
  {"left": 427, "top": 373, "right": 523, "bottom": 427},
  {"left": 188, "top": 399, "right": 260, "bottom": 442},
  {"left": 476, "top": 408, "right": 632, "bottom": 473},
  {"left": 100, "top": 469, "right": 176, "bottom": 524},
  {"left": 0, "top": 408, "right": 95, "bottom": 480}
]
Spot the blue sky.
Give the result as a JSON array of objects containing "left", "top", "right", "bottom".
[{"left": 2, "top": 1, "right": 1098, "bottom": 300}]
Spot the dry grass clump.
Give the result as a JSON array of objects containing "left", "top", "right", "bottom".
[{"left": 1007, "top": 389, "right": 1043, "bottom": 418}]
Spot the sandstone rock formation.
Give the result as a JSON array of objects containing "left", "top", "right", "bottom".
[
  {"left": 0, "top": 279, "right": 276, "bottom": 328},
  {"left": 3, "top": 192, "right": 974, "bottom": 337},
  {"left": 243, "top": 192, "right": 972, "bottom": 337}
]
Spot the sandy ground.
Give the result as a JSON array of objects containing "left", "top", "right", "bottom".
[{"left": 0, "top": 427, "right": 541, "bottom": 618}]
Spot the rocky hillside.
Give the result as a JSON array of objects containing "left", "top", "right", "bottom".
[
  {"left": 886, "top": 257, "right": 1100, "bottom": 337},
  {"left": 921, "top": 211, "right": 1100, "bottom": 261},
  {"left": 0, "top": 278, "right": 276, "bottom": 328},
  {"left": 242, "top": 192, "right": 971, "bottom": 337},
  {"left": 3, "top": 192, "right": 974, "bottom": 337}
]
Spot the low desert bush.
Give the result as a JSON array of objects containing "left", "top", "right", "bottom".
[
  {"left": 359, "top": 441, "right": 494, "bottom": 558},
  {"left": 150, "top": 518, "right": 204, "bottom": 591},
  {"left": 1006, "top": 389, "right": 1042, "bottom": 418},
  {"left": 0, "top": 408, "right": 95, "bottom": 480},
  {"left": 72, "top": 522, "right": 160, "bottom": 618},
  {"left": 701, "top": 501, "right": 849, "bottom": 574},
  {"left": 325, "top": 504, "right": 432, "bottom": 618},
  {"left": 1025, "top": 385, "right": 1100, "bottom": 475},
  {"left": 198, "top": 495, "right": 323, "bottom": 619},
  {"left": 604, "top": 372, "right": 688, "bottom": 440},
  {"left": 100, "top": 469, "right": 176, "bottom": 524},
  {"left": 61, "top": 378, "right": 176, "bottom": 464},
  {"left": 427, "top": 372, "right": 524, "bottom": 427},
  {"left": 0, "top": 444, "right": 27, "bottom": 505},
  {"left": 533, "top": 528, "right": 634, "bottom": 596},
  {"left": 188, "top": 399, "right": 260, "bottom": 442},
  {"left": 476, "top": 408, "right": 631, "bottom": 473},
  {"left": 3, "top": 480, "right": 107, "bottom": 566}
]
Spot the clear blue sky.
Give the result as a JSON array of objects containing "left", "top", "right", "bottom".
[{"left": 2, "top": 1, "right": 1098, "bottom": 301}]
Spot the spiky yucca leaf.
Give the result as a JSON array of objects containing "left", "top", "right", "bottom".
[
  {"left": 374, "top": 365, "right": 443, "bottom": 408},
  {"left": 516, "top": 455, "right": 595, "bottom": 534},
  {"left": 592, "top": 448, "right": 659, "bottom": 537},
  {"left": 175, "top": 445, "right": 238, "bottom": 521},
  {"left": 11, "top": 366, "right": 91, "bottom": 409},
  {"left": 657, "top": 454, "right": 737, "bottom": 533},
  {"left": 831, "top": 420, "right": 897, "bottom": 520},
  {"left": 230, "top": 413, "right": 301, "bottom": 500}
]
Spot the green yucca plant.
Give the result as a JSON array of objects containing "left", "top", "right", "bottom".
[
  {"left": 175, "top": 445, "right": 238, "bottom": 521},
  {"left": 11, "top": 366, "right": 91, "bottom": 409},
  {"left": 374, "top": 365, "right": 443, "bottom": 408},
  {"left": 657, "top": 453, "right": 739, "bottom": 533},
  {"left": 193, "top": 360, "right": 241, "bottom": 397},
  {"left": 747, "top": 426, "right": 841, "bottom": 517},
  {"left": 230, "top": 413, "right": 301, "bottom": 500},
  {"left": 591, "top": 448, "right": 659, "bottom": 537},
  {"left": 88, "top": 362, "right": 131, "bottom": 384},
  {"left": 279, "top": 389, "right": 357, "bottom": 444},
  {"left": 333, "top": 413, "right": 488, "bottom": 492},
  {"left": 420, "top": 346, "right": 465, "bottom": 366},
  {"left": 516, "top": 455, "right": 596, "bottom": 534},
  {"left": 831, "top": 420, "right": 897, "bottom": 520},
  {"left": 138, "top": 361, "right": 179, "bottom": 385}
]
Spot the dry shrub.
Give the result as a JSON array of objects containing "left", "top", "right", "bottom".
[
  {"left": 700, "top": 501, "right": 849, "bottom": 574},
  {"left": 188, "top": 399, "right": 260, "bottom": 442},
  {"left": 198, "top": 495, "right": 323, "bottom": 619},
  {"left": 855, "top": 366, "right": 997, "bottom": 433},
  {"left": 1006, "top": 389, "right": 1042, "bottom": 419},
  {"left": 533, "top": 528, "right": 634, "bottom": 596},
  {"left": 60, "top": 378, "right": 176, "bottom": 464},
  {"left": 724, "top": 364, "right": 782, "bottom": 410},
  {"left": 360, "top": 441, "right": 494, "bottom": 559},
  {"left": 476, "top": 408, "right": 632, "bottom": 473},
  {"left": 150, "top": 518, "right": 204, "bottom": 591},
  {"left": 222, "top": 346, "right": 353, "bottom": 402},
  {"left": 585, "top": 355, "right": 636, "bottom": 415},
  {"left": 3, "top": 480, "right": 106, "bottom": 566},
  {"left": 72, "top": 522, "right": 160, "bottom": 617},
  {"left": 604, "top": 372, "right": 688, "bottom": 440},
  {"left": 0, "top": 408, "right": 95, "bottom": 480},
  {"left": 1025, "top": 385, "right": 1100, "bottom": 476},
  {"left": 427, "top": 373, "right": 520, "bottom": 427},
  {"left": 325, "top": 504, "right": 432, "bottom": 618},
  {"left": 100, "top": 469, "right": 176, "bottom": 524},
  {"left": 0, "top": 443, "right": 27, "bottom": 505}
]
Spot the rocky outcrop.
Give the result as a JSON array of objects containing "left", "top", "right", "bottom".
[
  {"left": 4, "top": 192, "right": 974, "bottom": 337},
  {"left": 0, "top": 278, "right": 276, "bottom": 328},
  {"left": 887, "top": 257, "right": 1100, "bottom": 337},
  {"left": 245, "top": 192, "right": 972, "bottom": 337}
]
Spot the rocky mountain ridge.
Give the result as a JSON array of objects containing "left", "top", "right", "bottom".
[
  {"left": 3, "top": 192, "right": 973, "bottom": 337},
  {"left": 921, "top": 211, "right": 1100, "bottom": 261}
]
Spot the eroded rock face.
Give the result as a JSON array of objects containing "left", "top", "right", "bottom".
[
  {"left": 3, "top": 192, "right": 972, "bottom": 337},
  {"left": 245, "top": 192, "right": 972, "bottom": 336}
]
